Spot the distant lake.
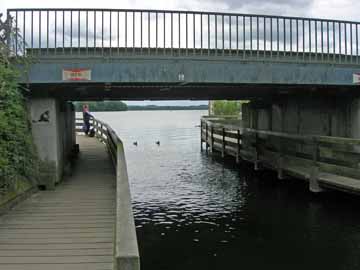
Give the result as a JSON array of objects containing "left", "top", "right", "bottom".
[{"left": 94, "top": 110, "right": 360, "bottom": 270}]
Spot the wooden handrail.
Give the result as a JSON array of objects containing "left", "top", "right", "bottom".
[
  {"left": 201, "top": 117, "right": 360, "bottom": 146},
  {"left": 90, "top": 117, "right": 140, "bottom": 270},
  {"left": 201, "top": 116, "right": 360, "bottom": 180}
]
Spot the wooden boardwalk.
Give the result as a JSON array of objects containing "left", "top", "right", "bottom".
[{"left": 0, "top": 136, "right": 116, "bottom": 270}]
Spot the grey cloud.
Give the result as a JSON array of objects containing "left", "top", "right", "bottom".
[{"left": 206, "top": 0, "right": 313, "bottom": 10}]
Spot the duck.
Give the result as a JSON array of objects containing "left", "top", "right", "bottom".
[
  {"left": 133, "top": 142, "right": 138, "bottom": 146},
  {"left": 156, "top": 141, "right": 160, "bottom": 146}
]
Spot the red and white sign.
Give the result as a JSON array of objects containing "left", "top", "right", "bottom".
[
  {"left": 353, "top": 73, "right": 360, "bottom": 84},
  {"left": 62, "top": 69, "right": 91, "bottom": 81}
]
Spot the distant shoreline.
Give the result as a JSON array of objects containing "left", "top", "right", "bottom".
[
  {"left": 127, "top": 105, "right": 208, "bottom": 111},
  {"left": 76, "top": 105, "right": 209, "bottom": 112}
]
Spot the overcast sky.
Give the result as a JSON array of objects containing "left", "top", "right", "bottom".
[
  {"left": 1, "top": 0, "right": 359, "bottom": 105},
  {"left": 2, "top": 0, "right": 360, "bottom": 21}
]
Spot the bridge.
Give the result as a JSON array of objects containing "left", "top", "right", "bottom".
[
  {"left": 1, "top": 8, "right": 360, "bottom": 270},
  {"left": 5, "top": 8, "right": 360, "bottom": 99}
]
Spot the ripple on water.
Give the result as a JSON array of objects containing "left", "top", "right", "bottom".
[{"left": 93, "top": 111, "right": 360, "bottom": 270}]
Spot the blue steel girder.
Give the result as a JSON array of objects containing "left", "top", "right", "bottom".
[{"left": 22, "top": 56, "right": 360, "bottom": 86}]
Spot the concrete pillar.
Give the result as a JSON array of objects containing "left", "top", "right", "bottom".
[
  {"left": 349, "top": 98, "right": 360, "bottom": 139},
  {"left": 241, "top": 103, "right": 251, "bottom": 128},
  {"left": 208, "top": 100, "right": 214, "bottom": 115},
  {"left": 271, "top": 104, "right": 283, "bottom": 132},
  {"left": 29, "top": 98, "right": 62, "bottom": 189},
  {"left": 61, "top": 102, "right": 76, "bottom": 175},
  {"left": 349, "top": 98, "right": 360, "bottom": 155},
  {"left": 29, "top": 98, "right": 76, "bottom": 189},
  {"left": 257, "top": 108, "right": 271, "bottom": 131},
  {"left": 282, "top": 99, "right": 299, "bottom": 134}
]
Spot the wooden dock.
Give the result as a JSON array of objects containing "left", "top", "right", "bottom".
[
  {"left": 201, "top": 116, "right": 360, "bottom": 194},
  {"left": 0, "top": 135, "right": 116, "bottom": 270}
]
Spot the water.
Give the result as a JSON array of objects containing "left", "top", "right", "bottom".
[{"left": 94, "top": 110, "right": 360, "bottom": 270}]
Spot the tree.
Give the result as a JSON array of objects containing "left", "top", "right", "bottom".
[
  {"left": 74, "top": 101, "right": 128, "bottom": 112},
  {"left": 0, "top": 13, "right": 39, "bottom": 197},
  {"left": 212, "top": 100, "right": 243, "bottom": 116}
]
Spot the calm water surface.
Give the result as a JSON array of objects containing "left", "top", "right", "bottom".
[{"left": 95, "top": 110, "right": 360, "bottom": 270}]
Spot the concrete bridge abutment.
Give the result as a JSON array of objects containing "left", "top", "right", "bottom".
[
  {"left": 242, "top": 94, "right": 360, "bottom": 192},
  {"left": 28, "top": 98, "right": 76, "bottom": 189}
]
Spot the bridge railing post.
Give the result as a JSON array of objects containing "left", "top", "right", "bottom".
[{"left": 5, "top": 8, "right": 360, "bottom": 66}]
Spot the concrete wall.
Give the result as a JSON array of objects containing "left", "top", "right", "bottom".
[
  {"left": 240, "top": 96, "right": 360, "bottom": 192},
  {"left": 29, "top": 98, "right": 75, "bottom": 189},
  {"left": 349, "top": 99, "right": 360, "bottom": 139},
  {"left": 244, "top": 96, "right": 359, "bottom": 139}
]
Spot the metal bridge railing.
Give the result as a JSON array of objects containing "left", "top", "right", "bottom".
[{"left": 6, "top": 8, "right": 360, "bottom": 64}]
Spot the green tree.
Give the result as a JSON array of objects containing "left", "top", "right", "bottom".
[
  {"left": 0, "top": 13, "right": 39, "bottom": 199},
  {"left": 74, "top": 101, "right": 128, "bottom": 112},
  {"left": 0, "top": 58, "right": 39, "bottom": 197},
  {"left": 212, "top": 100, "right": 243, "bottom": 116}
]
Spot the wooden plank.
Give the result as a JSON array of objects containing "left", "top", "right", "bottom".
[
  {"left": 0, "top": 136, "right": 116, "bottom": 269},
  {"left": 0, "top": 249, "right": 113, "bottom": 257},
  {"left": 318, "top": 173, "right": 360, "bottom": 191},
  {"left": 10, "top": 211, "right": 115, "bottom": 216},
  {"left": 0, "top": 263, "right": 112, "bottom": 270},
  {"left": 0, "top": 232, "right": 113, "bottom": 239},
  {"left": 0, "top": 219, "right": 115, "bottom": 225},
  {"left": 0, "top": 256, "right": 113, "bottom": 264},
  {"left": 0, "top": 228, "right": 113, "bottom": 234},
  {"left": 0, "top": 243, "right": 113, "bottom": 250},
  {"left": 0, "top": 224, "right": 113, "bottom": 229},
  {"left": 0, "top": 238, "right": 113, "bottom": 244}
]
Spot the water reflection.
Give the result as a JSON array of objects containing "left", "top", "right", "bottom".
[{"left": 95, "top": 111, "right": 360, "bottom": 270}]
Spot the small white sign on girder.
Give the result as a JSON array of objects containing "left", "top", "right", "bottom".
[
  {"left": 63, "top": 69, "right": 91, "bottom": 81},
  {"left": 353, "top": 73, "right": 360, "bottom": 84}
]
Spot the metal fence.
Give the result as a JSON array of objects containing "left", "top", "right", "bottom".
[{"left": 6, "top": 8, "right": 360, "bottom": 64}]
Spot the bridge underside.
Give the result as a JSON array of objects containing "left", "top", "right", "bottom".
[{"left": 28, "top": 82, "right": 358, "bottom": 101}]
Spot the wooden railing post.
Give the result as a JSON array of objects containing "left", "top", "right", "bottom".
[
  {"left": 254, "top": 131, "right": 260, "bottom": 171},
  {"left": 94, "top": 119, "right": 98, "bottom": 137},
  {"left": 200, "top": 120, "right": 203, "bottom": 151},
  {"left": 205, "top": 123, "right": 209, "bottom": 153},
  {"left": 222, "top": 127, "right": 225, "bottom": 158},
  {"left": 100, "top": 124, "right": 103, "bottom": 141},
  {"left": 277, "top": 136, "right": 285, "bottom": 179},
  {"left": 309, "top": 137, "right": 323, "bottom": 192},
  {"left": 236, "top": 129, "right": 240, "bottom": 163},
  {"left": 210, "top": 126, "right": 214, "bottom": 153}
]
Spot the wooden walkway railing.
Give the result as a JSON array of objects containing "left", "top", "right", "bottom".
[
  {"left": 201, "top": 116, "right": 360, "bottom": 194},
  {"left": 79, "top": 116, "right": 141, "bottom": 270},
  {"left": 0, "top": 117, "right": 139, "bottom": 270}
]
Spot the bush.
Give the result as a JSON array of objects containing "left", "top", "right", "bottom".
[
  {"left": 0, "top": 63, "right": 38, "bottom": 197},
  {"left": 212, "top": 100, "right": 242, "bottom": 116}
]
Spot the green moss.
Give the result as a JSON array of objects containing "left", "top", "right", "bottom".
[
  {"left": 37, "top": 160, "right": 57, "bottom": 189},
  {"left": 0, "top": 178, "right": 32, "bottom": 206}
]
